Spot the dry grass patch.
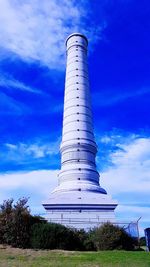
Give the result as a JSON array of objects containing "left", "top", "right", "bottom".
[{"left": 0, "top": 245, "right": 149, "bottom": 267}]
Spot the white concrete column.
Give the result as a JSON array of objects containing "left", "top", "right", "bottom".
[{"left": 53, "top": 33, "right": 106, "bottom": 195}]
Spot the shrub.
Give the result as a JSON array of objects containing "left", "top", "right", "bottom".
[
  {"left": 72, "top": 229, "right": 96, "bottom": 251},
  {"left": 30, "top": 223, "right": 92, "bottom": 250},
  {"left": 140, "top": 236, "right": 146, "bottom": 246},
  {"left": 90, "top": 222, "right": 137, "bottom": 251},
  {"left": 31, "top": 223, "right": 70, "bottom": 249}
]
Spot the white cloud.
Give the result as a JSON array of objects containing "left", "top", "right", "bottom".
[
  {"left": 116, "top": 205, "right": 150, "bottom": 236},
  {"left": 117, "top": 205, "right": 150, "bottom": 219},
  {"left": 101, "top": 136, "right": 150, "bottom": 194},
  {"left": 0, "top": 0, "right": 102, "bottom": 69},
  {"left": 0, "top": 170, "right": 58, "bottom": 192},
  {"left": 0, "top": 170, "right": 58, "bottom": 214},
  {"left": 100, "top": 135, "right": 150, "bottom": 228},
  {"left": 1, "top": 134, "right": 150, "bottom": 231},
  {"left": 98, "top": 135, "right": 150, "bottom": 233}
]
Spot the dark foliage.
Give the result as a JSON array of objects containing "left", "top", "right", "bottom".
[
  {"left": 30, "top": 223, "right": 91, "bottom": 250},
  {"left": 0, "top": 198, "right": 138, "bottom": 251},
  {"left": 90, "top": 222, "right": 137, "bottom": 251},
  {"left": 72, "top": 229, "right": 96, "bottom": 251},
  {"left": 140, "top": 236, "right": 146, "bottom": 246},
  {"left": 0, "top": 198, "right": 42, "bottom": 248}
]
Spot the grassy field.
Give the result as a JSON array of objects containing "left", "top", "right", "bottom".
[{"left": 0, "top": 245, "right": 149, "bottom": 267}]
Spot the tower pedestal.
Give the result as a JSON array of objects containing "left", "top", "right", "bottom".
[{"left": 43, "top": 191, "right": 117, "bottom": 229}]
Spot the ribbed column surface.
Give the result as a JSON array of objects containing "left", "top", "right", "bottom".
[{"left": 53, "top": 33, "right": 106, "bottom": 195}]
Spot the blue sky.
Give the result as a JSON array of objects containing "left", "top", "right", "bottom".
[{"left": 0, "top": 0, "right": 150, "bottom": 235}]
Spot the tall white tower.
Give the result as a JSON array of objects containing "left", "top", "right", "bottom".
[{"left": 43, "top": 33, "right": 117, "bottom": 228}]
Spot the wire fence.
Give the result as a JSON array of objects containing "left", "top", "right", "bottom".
[{"left": 39, "top": 213, "right": 140, "bottom": 239}]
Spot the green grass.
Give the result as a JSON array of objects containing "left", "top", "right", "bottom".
[{"left": 0, "top": 245, "right": 149, "bottom": 267}]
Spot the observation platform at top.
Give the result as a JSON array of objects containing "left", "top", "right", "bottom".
[{"left": 65, "top": 33, "right": 88, "bottom": 53}]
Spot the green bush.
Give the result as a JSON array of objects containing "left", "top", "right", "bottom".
[
  {"left": 31, "top": 223, "right": 71, "bottom": 250},
  {"left": 30, "top": 223, "right": 94, "bottom": 250},
  {"left": 72, "top": 229, "right": 96, "bottom": 251},
  {"left": 90, "top": 222, "right": 137, "bottom": 251}
]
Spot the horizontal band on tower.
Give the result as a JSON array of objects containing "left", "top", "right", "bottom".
[
  {"left": 65, "top": 82, "right": 89, "bottom": 89},
  {"left": 67, "top": 44, "right": 86, "bottom": 53},
  {"left": 62, "top": 159, "right": 96, "bottom": 166},
  {"left": 67, "top": 54, "right": 87, "bottom": 62},
  {"left": 67, "top": 44, "right": 87, "bottom": 52},
  {"left": 60, "top": 143, "right": 97, "bottom": 154},
  {"left": 65, "top": 91, "right": 90, "bottom": 98},
  {"left": 63, "top": 119, "right": 93, "bottom": 127},
  {"left": 64, "top": 104, "right": 91, "bottom": 111},
  {"left": 64, "top": 97, "right": 91, "bottom": 105},
  {"left": 43, "top": 203, "right": 114, "bottom": 210},
  {"left": 59, "top": 170, "right": 99, "bottom": 178},
  {"left": 66, "top": 69, "right": 88, "bottom": 75},
  {"left": 61, "top": 138, "right": 96, "bottom": 146},
  {"left": 66, "top": 59, "right": 88, "bottom": 67},
  {"left": 63, "top": 112, "right": 92, "bottom": 119},
  {"left": 63, "top": 128, "right": 94, "bottom": 135},
  {"left": 66, "top": 75, "right": 89, "bottom": 82},
  {"left": 58, "top": 175, "right": 99, "bottom": 183}
]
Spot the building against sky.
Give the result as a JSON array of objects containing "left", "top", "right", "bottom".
[
  {"left": 0, "top": 0, "right": 149, "bottom": 234},
  {"left": 43, "top": 33, "right": 117, "bottom": 228}
]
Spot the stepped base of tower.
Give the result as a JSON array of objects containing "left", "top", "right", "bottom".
[{"left": 43, "top": 191, "right": 117, "bottom": 229}]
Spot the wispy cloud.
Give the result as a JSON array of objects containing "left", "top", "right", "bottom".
[
  {"left": 0, "top": 91, "right": 30, "bottom": 115},
  {"left": 5, "top": 139, "right": 60, "bottom": 159},
  {"left": 0, "top": 139, "right": 60, "bottom": 172},
  {"left": 93, "top": 87, "right": 150, "bottom": 106},
  {"left": 0, "top": 73, "right": 42, "bottom": 94},
  {"left": 0, "top": 0, "right": 103, "bottom": 69}
]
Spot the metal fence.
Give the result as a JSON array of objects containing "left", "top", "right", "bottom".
[{"left": 39, "top": 213, "right": 141, "bottom": 240}]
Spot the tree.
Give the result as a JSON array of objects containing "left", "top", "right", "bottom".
[
  {"left": 10, "top": 198, "right": 33, "bottom": 248},
  {"left": 0, "top": 199, "right": 13, "bottom": 244},
  {"left": 0, "top": 198, "right": 42, "bottom": 248}
]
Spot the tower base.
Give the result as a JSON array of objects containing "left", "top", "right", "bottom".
[{"left": 43, "top": 191, "right": 117, "bottom": 229}]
